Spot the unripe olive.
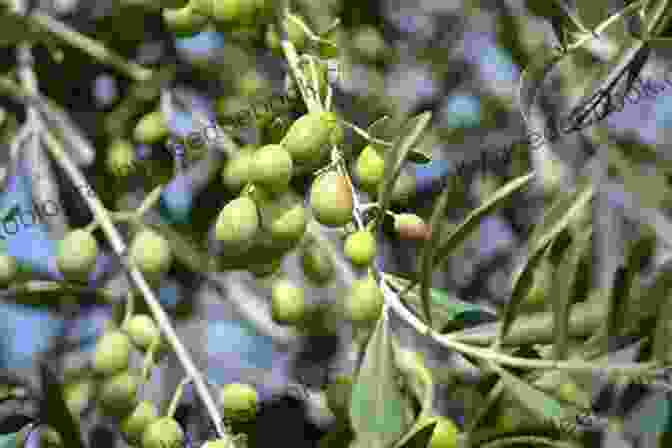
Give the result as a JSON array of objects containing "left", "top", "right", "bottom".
[
  {"left": 343, "top": 230, "right": 377, "bottom": 267},
  {"left": 344, "top": 273, "right": 383, "bottom": 324},
  {"left": 255, "top": 190, "right": 307, "bottom": 244},
  {"left": 221, "top": 145, "right": 255, "bottom": 192},
  {"left": 163, "top": 4, "right": 209, "bottom": 38},
  {"left": 355, "top": 145, "right": 385, "bottom": 193},
  {"left": 129, "top": 230, "right": 174, "bottom": 281},
  {"left": 123, "top": 314, "right": 160, "bottom": 351},
  {"left": 428, "top": 417, "right": 459, "bottom": 448},
  {"left": 63, "top": 379, "right": 94, "bottom": 417},
  {"left": 250, "top": 144, "right": 293, "bottom": 193},
  {"left": 106, "top": 139, "right": 137, "bottom": 178},
  {"left": 310, "top": 171, "right": 353, "bottom": 227},
  {"left": 271, "top": 279, "right": 306, "bottom": 325},
  {"left": 142, "top": 417, "right": 184, "bottom": 448},
  {"left": 214, "top": 196, "right": 260, "bottom": 253},
  {"left": 393, "top": 213, "right": 430, "bottom": 241},
  {"left": 352, "top": 26, "right": 387, "bottom": 61},
  {"left": 98, "top": 371, "right": 139, "bottom": 418},
  {"left": 56, "top": 230, "right": 98, "bottom": 282},
  {"left": 120, "top": 400, "right": 159, "bottom": 445},
  {"left": 300, "top": 241, "right": 335, "bottom": 285},
  {"left": 93, "top": 330, "right": 132, "bottom": 376},
  {"left": 325, "top": 375, "right": 353, "bottom": 418},
  {"left": 280, "top": 112, "right": 340, "bottom": 165},
  {"left": 134, "top": 111, "right": 169, "bottom": 145},
  {"left": 0, "top": 254, "right": 17, "bottom": 287},
  {"left": 219, "top": 383, "right": 258, "bottom": 423}
]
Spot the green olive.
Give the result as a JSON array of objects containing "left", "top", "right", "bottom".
[
  {"left": 351, "top": 26, "right": 387, "bottom": 61},
  {"left": 162, "top": 4, "right": 209, "bottom": 38},
  {"left": 255, "top": 189, "right": 307, "bottom": 245},
  {"left": 106, "top": 139, "right": 137, "bottom": 178},
  {"left": 214, "top": 196, "right": 260, "bottom": 253},
  {"left": 129, "top": 230, "right": 173, "bottom": 282},
  {"left": 271, "top": 279, "right": 306, "bottom": 325},
  {"left": 355, "top": 145, "right": 385, "bottom": 194},
  {"left": 300, "top": 241, "right": 335, "bottom": 285},
  {"left": 280, "top": 112, "right": 340, "bottom": 165},
  {"left": 120, "top": 400, "right": 159, "bottom": 445},
  {"left": 343, "top": 273, "right": 383, "bottom": 324},
  {"left": 250, "top": 144, "right": 293, "bottom": 193},
  {"left": 428, "top": 417, "right": 459, "bottom": 448},
  {"left": 219, "top": 383, "right": 258, "bottom": 423},
  {"left": 133, "top": 111, "right": 169, "bottom": 145},
  {"left": 93, "top": 330, "right": 132, "bottom": 377},
  {"left": 142, "top": 417, "right": 184, "bottom": 448},
  {"left": 98, "top": 371, "right": 139, "bottom": 419},
  {"left": 122, "top": 314, "right": 160, "bottom": 351},
  {"left": 310, "top": 171, "right": 353, "bottom": 227},
  {"left": 221, "top": 145, "right": 255, "bottom": 193},
  {"left": 56, "top": 230, "right": 98, "bottom": 282},
  {"left": 343, "top": 230, "right": 377, "bottom": 267}
]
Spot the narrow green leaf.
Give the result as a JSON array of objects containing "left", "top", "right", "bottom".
[
  {"left": 466, "top": 380, "right": 505, "bottom": 435},
  {"left": 498, "top": 180, "right": 594, "bottom": 345},
  {"left": 350, "top": 313, "right": 411, "bottom": 447},
  {"left": 375, "top": 112, "right": 432, "bottom": 239},
  {"left": 492, "top": 365, "right": 572, "bottom": 426},
  {"left": 549, "top": 228, "right": 592, "bottom": 360},
  {"left": 366, "top": 116, "right": 396, "bottom": 152}
]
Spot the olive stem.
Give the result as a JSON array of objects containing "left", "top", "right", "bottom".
[
  {"left": 140, "top": 339, "right": 161, "bottom": 382},
  {"left": 167, "top": 376, "right": 192, "bottom": 418},
  {"left": 135, "top": 185, "right": 165, "bottom": 218},
  {"left": 84, "top": 211, "right": 138, "bottom": 233},
  {"left": 121, "top": 290, "right": 134, "bottom": 329},
  {"left": 40, "top": 129, "right": 228, "bottom": 439}
]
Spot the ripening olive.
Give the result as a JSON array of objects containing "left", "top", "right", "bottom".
[
  {"left": 214, "top": 196, "right": 260, "bottom": 253},
  {"left": 56, "top": 230, "right": 98, "bottom": 282},
  {"left": 93, "top": 331, "right": 132, "bottom": 377},
  {"left": 250, "top": 144, "right": 293, "bottom": 193},
  {"left": 310, "top": 171, "right": 353, "bottom": 227},
  {"left": 393, "top": 213, "right": 431, "bottom": 241}
]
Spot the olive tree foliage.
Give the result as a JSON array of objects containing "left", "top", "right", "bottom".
[{"left": 0, "top": 0, "right": 672, "bottom": 447}]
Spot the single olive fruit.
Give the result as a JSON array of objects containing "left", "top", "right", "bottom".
[
  {"left": 56, "top": 229, "right": 98, "bottom": 282},
  {"left": 344, "top": 273, "right": 383, "bottom": 324},
  {"left": 280, "top": 112, "right": 340, "bottom": 165},
  {"left": 255, "top": 190, "right": 307, "bottom": 244},
  {"left": 0, "top": 254, "right": 17, "bottom": 287},
  {"left": 221, "top": 145, "right": 255, "bottom": 193},
  {"left": 428, "top": 416, "right": 459, "bottom": 448},
  {"left": 343, "top": 230, "right": 377, "bottom": 267},
  {"left": 120, "top": 400, "right": 159, "bottom": 445},
  {"left": 129, "top": 230, "right": 174, "bottom": 282},
  {"left": 106, "top": 139, "right": 137, "bottom": 178},
  {"left": 219, "top": 383, "right": 258, "bottom": 423},
  {"left": 300, "top": 241, "right": 335, "bottom": 285},
  {"left": 393, "top": 213, "right": 431, "bottom": 241},
  {"left": 351, "top": 26, "right": 387, "bottom": 61},
  {"left": 122, "top": 314, "right": 160, "bottom": 351},
  {"left": 93, "top": 330, "right": 132, "bottom": 377},
  {"left": 162, "top": 4, "right": 209, "bottom": 38},
  {"left": 310, "top": 171, "right": 353, "bottom": 227},
  {"left": 63, "top": 379, "right": 94, "bottom": 417},
  {"left": 325, "top": 375, "right": 353, "bottom": 418},
  {"left": 271, "top": 279, "right": 306, "bottom": 325},
  {"left": 214, "top": 196, "right": 260, "bottom": 253},
  {"left": 98, "top": 371, "right": 139, "bottom": 419},
  {"left": 250, "top": 144, "right": 293, "bottom": 193},
  {"left": 142, "top": 417, "right": 184, "bottom": 448},
  {"left": 133, "top": 111, "right": 169, "bottom": 145},
  {"left": 355, "top": 145, "right": 385, "bottom": 193}
]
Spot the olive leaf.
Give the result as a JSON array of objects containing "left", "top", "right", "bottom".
[
  {"left": 478, "top": 435, "right": 584, "bottom": 448},
  {"left": 498, "top": 178, "right": 594, "bottom": 345},
  {"left": 375, "top": 112, "right": 432, "bottom": 238},
  {"left": 350, "top": 313, "right": 412, "bottom": 448},
  {"left": 365, "top": 116, "right": 430, "bottom": 163}
]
